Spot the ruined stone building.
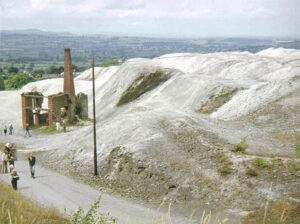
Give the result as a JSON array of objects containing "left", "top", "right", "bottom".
[{"left": 21, "top": 49, "right": 88, "bottom": 128}]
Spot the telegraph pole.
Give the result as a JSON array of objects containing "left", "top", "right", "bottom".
[{"left": 92, "top": 58, "right": 98, "bottom": 176}]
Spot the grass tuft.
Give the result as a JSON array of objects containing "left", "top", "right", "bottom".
[
  {"left": 230, "top": 138, "right": 248, "bottom": 154},
  {"left": 217, "top": 152, "right": 234, "bottom": 176},
  {"left": 254, "top": 158, "right": 273, "bottom": 169}
]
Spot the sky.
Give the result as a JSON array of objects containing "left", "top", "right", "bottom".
[{"left": 0, "top": 0, "right": 299, "bottom": 38}]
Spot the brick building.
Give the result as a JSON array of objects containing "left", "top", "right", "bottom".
[{"left": 21, "top": 48, "right": 88, "bottom": 128}]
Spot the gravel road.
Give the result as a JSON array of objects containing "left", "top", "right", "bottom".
[{"left": 0, "top": 159, "right": 197, "bottom": 224}]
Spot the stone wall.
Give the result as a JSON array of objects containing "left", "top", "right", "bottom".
[
  {"left": 77, "top": 93, "right": 88, "bottom": 119},
  {"left": 48, "top": 93, "right": 69, "bottom": 125}
]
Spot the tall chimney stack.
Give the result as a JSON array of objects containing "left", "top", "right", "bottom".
[{"left": 63, "top": 48, "right": 75, "bottom": 97}]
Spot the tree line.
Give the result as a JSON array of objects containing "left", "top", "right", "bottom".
[{"left": 0, "top": 63, "right": 83, "bottom": 90}]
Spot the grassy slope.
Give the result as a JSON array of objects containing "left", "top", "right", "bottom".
[{"left": 0, "top": 182, "right": 69, "bottom": 224}]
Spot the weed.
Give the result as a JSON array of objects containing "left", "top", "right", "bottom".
[
  {"left": 254, "top": 158, "right": 273, "bottom": 169},
  {"left": 72, "top": 196, "right": 117, "bottom": 224}
]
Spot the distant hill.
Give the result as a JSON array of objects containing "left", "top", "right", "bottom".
[
  {"left": 0, "top": 29, "right": 76, "bottom": 37},
  {"left": 0, "top": 29, "right": 299, "bottom": 64}
]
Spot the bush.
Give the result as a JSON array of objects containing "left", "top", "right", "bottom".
[
  {"left": 254, "top": 158, "right": 273, "bottom": 169},
  {"left": 72, "top": 197, "right": 117, "bottom": 224},
  {"left": 231, "top": 138, "right": 248, "bottom": 153}
]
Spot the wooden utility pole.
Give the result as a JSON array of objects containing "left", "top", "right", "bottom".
[{"left": 92, "top": 58, "right": 98, "bottom": 176}]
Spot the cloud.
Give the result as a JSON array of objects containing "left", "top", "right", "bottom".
[
  {"left": 104, "top": 0, "right": 145, "bottom": 10},
  {"left": 0, "top": 0, "right": 299, "bottom": 37}
]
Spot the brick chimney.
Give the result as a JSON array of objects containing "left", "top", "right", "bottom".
[{"left": 63, "top": 48, "right": 75, "bottom": 97}]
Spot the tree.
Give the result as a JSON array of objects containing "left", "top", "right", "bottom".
[
  {"left": 6, "top": 73, "right": 35, "bottom": 89},
  {"left": 0, "top": 76, "right": 5, "bottom": 90},
  {"left": 57, "top": 66, "right": 64, "bottom": 73},
  {"left": 32, "top": 69, "right": 45, "bottom": 76},
  {"left": 46, "top": 65, "right": 60, "bottom": 74},
  {"left": 7, "top": 65, "right": 19, "bottom": 74}
]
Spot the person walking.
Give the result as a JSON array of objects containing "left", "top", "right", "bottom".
[
  {"left": 9, "top": 124, "right": 13, "bottom": 135},
  {"left": 1, "top": 152, "right": 8, "bottom": 173},
  {"left": 3, "top": 126, "right": 7, "bottom": 136},
  {"left": 25, "top": 123, "right": 31, "bottom": 137},
  {"left": 11, "top": 169, "right": 19, "bottom": 190},
  {"left": 28, "top": 153, "right": 36, "bottom": 178}
]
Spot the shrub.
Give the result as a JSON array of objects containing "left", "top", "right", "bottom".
[
  {"left": 230, "top": 138, "right": 248, "bottom": 153},
  {"left": 254, "top": 158, "right": 273, "bottom": 169},
  {"left": 72, "top": 196, "right": 117, "bottom": 224}
]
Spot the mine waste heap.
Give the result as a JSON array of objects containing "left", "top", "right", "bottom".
[{"left": 21, "top": 48, "right": 88, "bottom": 128}]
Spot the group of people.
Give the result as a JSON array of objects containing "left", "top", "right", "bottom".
[
  {"left": 1, "top": 142, "right": 36, "bottom": 190},
  {"left": 2, "top": 123, "right": 32, "bottom": 137},
  {"left": 3, "top": 124, "right": 13, "bottom": 136}
]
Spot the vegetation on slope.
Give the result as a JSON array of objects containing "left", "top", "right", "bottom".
[
  {"left": 117, "top": 70, "right": 170, "bottom": 106},
  {"left": 197, "top": 87, "right": 239, "bottom": 114}
]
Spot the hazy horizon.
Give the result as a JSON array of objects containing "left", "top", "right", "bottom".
[
  {"left": 1, "top": 0, "right": 299, "bottom": 38},
  {"left": 1, "top": 28, "right": 299, "bottom": 39}
]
